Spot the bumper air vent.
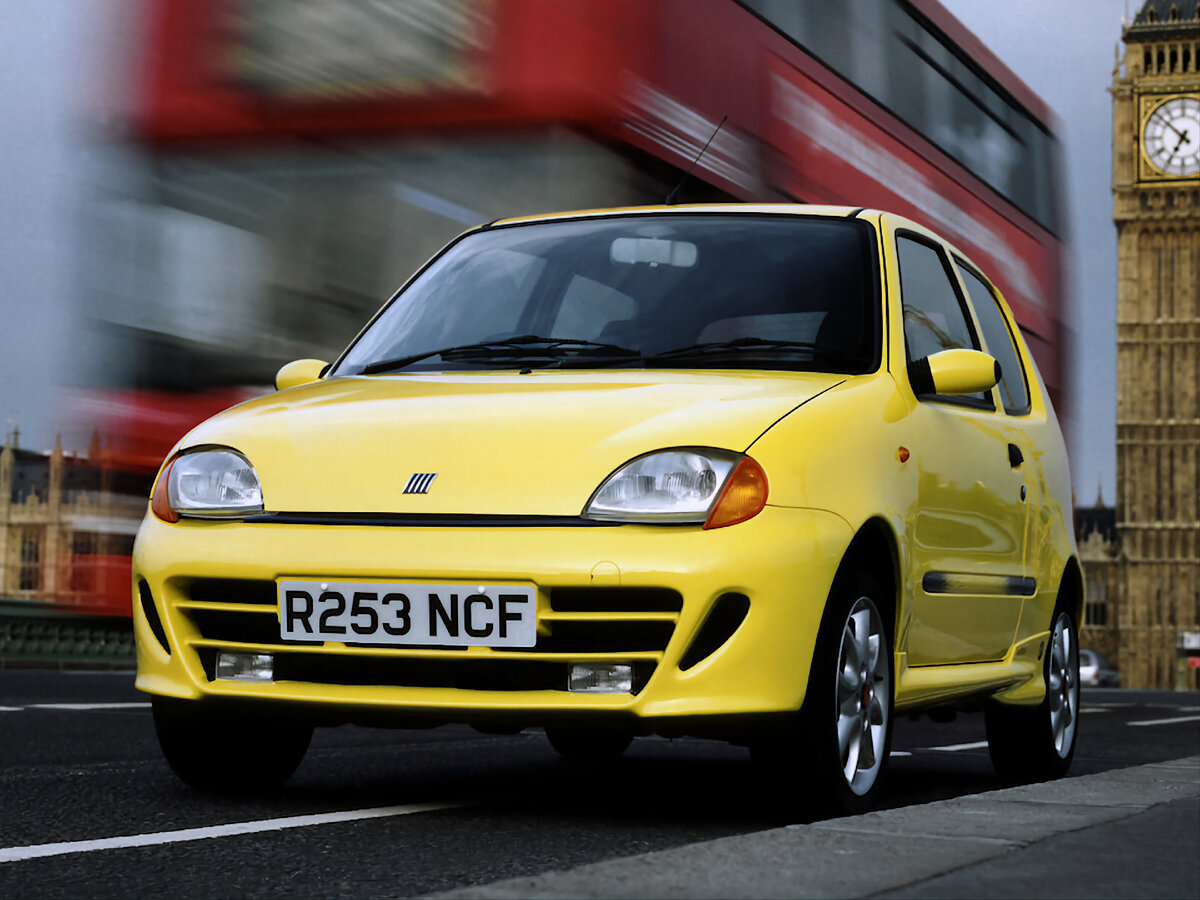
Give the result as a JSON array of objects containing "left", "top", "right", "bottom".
[
  {"left": 138, "top": 580, "right": 171, "bottom": 654},
  {"left": 678, "top": 593, "right": 749, "bottom": 671}
]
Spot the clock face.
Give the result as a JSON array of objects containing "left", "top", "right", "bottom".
[{"left": 1143, "top": 96, "right": 1200, "bottom": 178}]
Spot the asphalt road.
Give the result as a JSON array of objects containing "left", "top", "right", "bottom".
[{"left": 1, "top": 669, "right": 1197, "bottom": 899}]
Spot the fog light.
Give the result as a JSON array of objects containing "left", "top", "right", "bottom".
[
  {"left": 216, "top": 651, "right": 274, "bottom": 681},
  {"left": 568, "top": 663, "right": 633, "bottom": 693}
]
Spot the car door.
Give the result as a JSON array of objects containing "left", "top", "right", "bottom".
[
  {"left": 894, "top": 231, "right": 1027, "bottom": 665},
  {"left": 952, "top": 256, "right": 1039, "bottom": 588}
]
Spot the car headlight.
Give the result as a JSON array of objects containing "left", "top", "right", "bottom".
[
  {"left": 583, "top": 448, "right": 768, "bottom": 529},
  {"left": 152, "top": 448, "right": 264, "bottom": 522}
]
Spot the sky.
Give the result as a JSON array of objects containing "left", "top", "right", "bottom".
[
  {"left": 940, "top": 0, "right": 1126, "bottom": 505},
  {"left": 0, "top": 2, "right": 83, "bottom": 454},
  {"left": 1, "top": 0, "right": 1127, "bottom": 507}
]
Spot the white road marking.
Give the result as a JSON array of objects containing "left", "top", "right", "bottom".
[
  {"left": 927, "top": 740, "right": 990, "bottom": 752},
  {"left": 0, "top": 802, "right": 466, "bottom": 864},
  {"left": 28, "top": 703, "right": 151, "bottom": 711},
  {"left": 1127, "top": 715, "right": 1200, "bottom": 728},
  {"left": 0, "top": 706, "right": 22, "bottom": 712},
  {"left": 1080, "top": 707, "right": 1110, "bottom": 714},
  {"left": 889, "top": 751, "right": 912, "bottom": 758}
]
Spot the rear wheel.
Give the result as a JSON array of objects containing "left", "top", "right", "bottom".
[
  {"left": 985, "top": 607, "right": 1079, "bottom": 782},
  {"left": 755, "top": 573, "right": 893, "bottom": 816},
  {"left": 545, "top": 726, "right": 633, "bottom": 762},
  {"left": 153, "top": 697, "right": 313, "bottom": 792}
]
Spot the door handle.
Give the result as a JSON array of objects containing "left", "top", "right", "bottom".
[{"left": 1008, "top": 443, "right": 1024, "bottom": 468}]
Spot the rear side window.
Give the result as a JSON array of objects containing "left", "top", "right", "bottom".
[
  {"left": 955, "top": 262, "right": 1031, "bottom": 415},
  {"left": 896, "top": 235, "right": 988, "bottom": 404}
]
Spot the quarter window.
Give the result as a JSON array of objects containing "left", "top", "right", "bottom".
[
  {"left": 897, "top": 237, "right": 976, "bottom": 356},
  {"left": 896, "top": 235, "right": 989, "bottom": 405},
  {"left": 955, "top": 262, "right": 1031, "bottom": 414}
]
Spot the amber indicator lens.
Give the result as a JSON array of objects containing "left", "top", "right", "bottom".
[
  {"left": 704, "top": 457, "right": 768, "bottom": 529},
  {"left": 150, "top": 458, "right": 179, "bottom": 523}
]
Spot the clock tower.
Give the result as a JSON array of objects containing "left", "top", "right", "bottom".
[{"left": 1111, "top": 1, "right": 1199, "bottom": 690}]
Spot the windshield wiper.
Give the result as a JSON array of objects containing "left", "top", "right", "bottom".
[
  {"left": 359, "top": 336, "right": 641, "bottom": 374},
  {"left": 645, "top": 338, "right": 860, "bottom": 367}
]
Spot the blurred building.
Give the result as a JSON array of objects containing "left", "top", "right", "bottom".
[
  {"left": 0, "top": 432, "right": 142, "bottom": 617},
  {"left": 1077, "top": 496, "right": 1122, "bottom": 665},
  {"left": 1108, "top": 0, "right": 1199, "bottom": 689}
]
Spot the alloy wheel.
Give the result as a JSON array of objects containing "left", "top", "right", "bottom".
[
  {"left": 835, "top": 596, "right": 890, "bottom": 795},
  {"left": 1047, "top": 613, "right": 1079, "bottom": 757}
]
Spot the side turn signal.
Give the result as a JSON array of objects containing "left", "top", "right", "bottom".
[
  {"left": 704, "top": 457, "right": 768, "bottom": 530},
  {"left": 151, "top": 458, "right": 179, "bottom": 523}
]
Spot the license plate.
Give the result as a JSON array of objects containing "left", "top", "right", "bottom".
[{"left": 278, "top": 580, "right": 537, "bottom": 648}]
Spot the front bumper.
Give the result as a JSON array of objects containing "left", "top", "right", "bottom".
[{"left": 132, "top": 505, "right": 851, "bottom": 734}]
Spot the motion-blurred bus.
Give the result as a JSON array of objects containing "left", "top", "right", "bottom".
[{"left": 69, "top": 0, "right": 1064, "bottom": 617}]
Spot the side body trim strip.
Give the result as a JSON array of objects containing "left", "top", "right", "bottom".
[{"left": 922, "top": 572, "right": 1036, "bottom": 596}]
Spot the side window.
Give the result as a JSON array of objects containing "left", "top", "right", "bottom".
[
  {"left": 955, "top": 261, "right": 1031, "bottom": 415},
  {"left": 896, "top": 235, "right": 988, "bottom": 404}
]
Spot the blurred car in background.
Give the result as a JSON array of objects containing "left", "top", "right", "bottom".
[{"left": 1079, "top": 649, "right": 1120, "bottom": 687}]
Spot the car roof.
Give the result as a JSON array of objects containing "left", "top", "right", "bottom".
[{"left": 488, "top": 204, "right": 868, "bottom": 227}]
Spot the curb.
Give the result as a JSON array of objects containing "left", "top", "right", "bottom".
[{"left": 429, "top": 756, "right": 1200, "bottom": 899}]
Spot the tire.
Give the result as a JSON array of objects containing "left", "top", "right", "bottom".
[
  {"left": 985, "top": 607, "right": 1079, "bottom": 783},
  {"left": 545, "top": 726, "right": 633, "bottom": 762},
  {"left": 153, "top": 697, "right": 313, "bottom": 793},
  {"left": 754, "top": 572, "right": 894, "bottom": 817}
]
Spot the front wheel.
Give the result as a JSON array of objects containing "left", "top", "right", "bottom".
[
  {"left": 153, "top": 697, "right": 313, "bottom": 793},
  {"left": 754, "top": 575, "right": 894, "bottom": 816},
  {"left": 985, "top": 608, "right": 1079, "bottom": 782}
]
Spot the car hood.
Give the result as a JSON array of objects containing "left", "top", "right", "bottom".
[{"left": 181, "top": 370, "right": 843, "bottom": 516}]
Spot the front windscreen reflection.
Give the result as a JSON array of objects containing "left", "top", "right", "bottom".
[{"left": 335, "top": 214, "right": 879, "bottom": 374}]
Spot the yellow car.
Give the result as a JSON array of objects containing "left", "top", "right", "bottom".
[{"left": 133, "top": 205, "right": 1082, "bottom": 812}]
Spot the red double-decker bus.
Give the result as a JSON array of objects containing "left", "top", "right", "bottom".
[{"left": 74, "top": 0, "right": 1064, "bottom": 616}]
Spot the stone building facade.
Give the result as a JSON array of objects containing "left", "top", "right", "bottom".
[
  {"left": 1077, "top": 500, "right": 1122, "bottom": 665},
  {"left": 1108, "top": 0, "right": 1199, "bottom": 689},
  {"left": 0, "top": 433, "right": 143, "bottom": 616}
]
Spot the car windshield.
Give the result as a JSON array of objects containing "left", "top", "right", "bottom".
[{"left": 334, "top": 214, "right": 879, "bottom": 375}]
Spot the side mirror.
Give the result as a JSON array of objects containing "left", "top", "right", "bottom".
[
  {"left": 909, "top": 348, "right": 999, "bottom": 396},
  {"left": 275, "top": 358, "right": 329, "bottom": 391}
]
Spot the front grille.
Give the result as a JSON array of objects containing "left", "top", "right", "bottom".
[
  {"left": 186, "top": 608, "right": 319, "bottom": 647},
  {"left": 187, "top": 578, "right": 276, "bottom": 605},
  {"left": 187, "top": 613, "right": 671, "bottom": 654},
  {"left": 176, "top": 583, "right": 681, "bottom": 693},
  {"left": 550, "top": 587, "right": 683, "bottom": 613},
  {"left": 520, "top": 620, "right": 674, "bottom": 653}
]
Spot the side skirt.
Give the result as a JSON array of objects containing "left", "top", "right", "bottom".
[{"left": 894, "top": 630, "right": 1050, "bottom": 712}]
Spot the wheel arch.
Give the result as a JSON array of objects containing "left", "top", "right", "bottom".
[
  {"left": 1056, "top": 555, "right": 1085, "bottom": 626},
  {"left": 831, "top": 517, "right": 901, "bottom": 640}
]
